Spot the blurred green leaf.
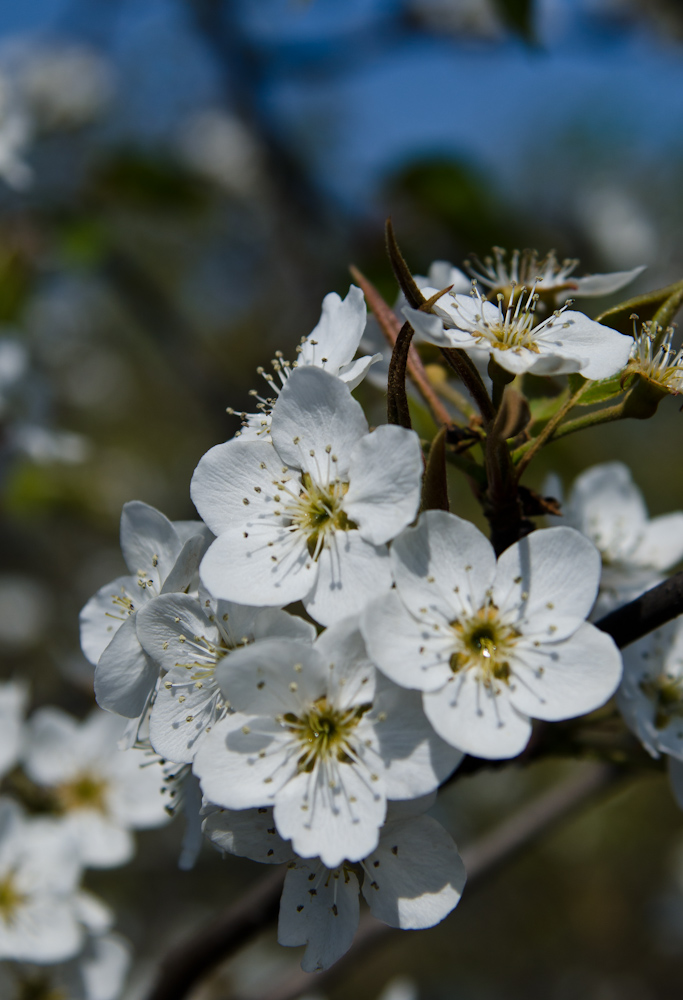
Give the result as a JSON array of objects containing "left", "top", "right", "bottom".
[{"left": 89, "top": 149, "right": 208, "bottom": 213}]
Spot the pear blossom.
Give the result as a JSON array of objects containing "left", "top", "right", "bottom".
[
  {"left": 404, "top": 283, "right": 633, "bottom": 379},
  {"left": 192, "top": 365, "right": 423, "bottom": 626},
  {"left": 193, "top": 619, "right": 461, "bottom": 868},
  {"left": 461, "top": 247, "right": 645, "bottom": 305},
  {"left": 0, "top": 799, "right": 84, "bottom": 963},
  {"left": 625, "top": 320, "right": 683, "bottom": 396},
  {"left": 136, "top": 590, "right": 316, "bottom": 763},
  {"left": 548, "top": 462, "right": 683, "bottom": 617},
  {"left": 79, "top": 501, "right": 212, "bottom": 718},
  {"left": 233, "top": 285, "right": 380, "bottom": 441},
  {"left": 23, "top": 707, "right": 169, "bottom": 869},
  {"left": 362, "top": 511, "right": 623, "bottom": 760},
  {"left": 203, "top": 796, "right": 465, "bottom": 972}
]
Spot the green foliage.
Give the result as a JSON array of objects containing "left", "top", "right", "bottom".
[
  {"left": 569, "top": 373, "right": 632, "bottom": 406},
  {"left": 89, "top": 149, "right": 208, "bottom": 213}
]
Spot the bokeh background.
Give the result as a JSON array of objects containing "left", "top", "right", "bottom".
[{"left": 3, "top": 1, "right": 683, "bottom": 997}]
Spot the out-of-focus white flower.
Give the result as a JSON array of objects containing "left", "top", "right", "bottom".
[
  {"left": 362, "top": 511, "right": 623, "bottom": 759},
  {"left": 0, "top": 798, "right": 84, "bottom": 963},
  {"left": 18, "top": 43, "right": 113, "bottom": 130},
  {"left": 404, "top": 284, "right": 633, "bottom": 379},
  {"left": 547, "top": 462, "right": 683, "bottom": 617},
  {"left": 0, "top": 931, "right": 131, "bottom": 1000},
  {"left": 578, "top": 186, "right": 657, "bottom": 269},
  {"left": 0, "top": 680, "right": 27, "bottom": 778},
  {"left": 193, "top": 366, "right": 422, "bottom": 626},
  {"left": 23, "top": 707, "right": 169, "bottom": 869},
  {"left": 136, "top": 590, "right": 316, "bottom": 763},
  {"left": 0, "top": 73, "right": 31, "bottom": 190},
  {"left": 194, "top": 619, "right": 461, "bottom": 868},
  {"left": 79, "top": 502, "right": 212, "bottom": 719},
  {"left": 0, "top": 575, "right": 51, "bottom": 652},
  {"left": 0, "top": 339, "right": 27, "bottom": 417},
  {"left": 234, "top": 285, "right": 379, "bottom": 442},
  {"left": 176, "top": 109, "right": 261, "bottom": 195}
]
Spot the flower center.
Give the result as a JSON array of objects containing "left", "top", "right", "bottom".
[
  {"left": 450, "top": 606, "right": 520, "bottom": 685},
  {"left": 640, "top": 674, "right": 683, "bottom": 730},
  {"left": 285, "top": 472, "right": 358, "bottom": 559},
  {"left": 55, "top": 772, "right": 109, "bottom": 813},
  {"left": 0, "top": 872, "right": 25, "bottom": 924},
  {"left": 283, "top": 696, "right": 370, "bottom": 771}
]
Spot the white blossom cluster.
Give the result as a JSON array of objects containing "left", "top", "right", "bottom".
[
  {"left": 72, "top": 278, "right": 662, "bottom": 973},
  {"left": 0, "top": 681, "right": 165, "bottom": 998}
]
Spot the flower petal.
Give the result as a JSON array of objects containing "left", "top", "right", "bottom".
[
  {"left": 202, "top": 804, "right": 295, "bottom": 864},
  {"left": 190, "top": 438, "right": 284, "bottom": 536},
  {"left": 298, "top": 285, "right": 367, "bottom": 373},
  {"left": 120, "top": 501, "right": 180, "bottom": 585},
  {"left": 304, "top": 530, "right": 393, "bottom": 627},
  {"left": 95, "top": 616, "right": 158, "bottom": 718},
  {"left": 278, "top": 861, "right": 360, "bottom": 972}
]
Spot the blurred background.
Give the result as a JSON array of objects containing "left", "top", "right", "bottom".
[{"left": 3, "top": 0, "right": 683, "bottom": 997}]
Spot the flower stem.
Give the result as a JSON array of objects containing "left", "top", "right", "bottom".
[
  {"left": 550, "top": 401, "right": 626, "bottom": 441},
  {"left": 514, "top": 379, "right": 593, "bottom": 477}
]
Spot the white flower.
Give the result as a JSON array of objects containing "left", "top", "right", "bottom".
[
  {"left": 204, "top": 796, "right": 465, "bottom": 972},
  {"left": 0, "top": 73, "right": 32, "bottom": 191},
  {"left": 461, "top": 248, "right": 645, "bottom": 305},
  {"left": 0, "top": 680, "right": 27, "bottom": 779},
  {"left": 136, "top": 590, "right": 316, "bottom": 763},
  {"left": 362, "top": 511, "right": 623, "bottom": 760},
  {"left": 0, "top": 931, "right": 131, "bottom": 1000},
  {"left": 617, "top": 616, "right": 683, "bottom": 762},
  {"left": 79, "top": 502, "right": 212, "bottom": 718},
  {"left": 192, "top": 365, "right": 423, "bottom": 626},
  {"left": 547, "top": 462, "right": 683, "bottom": 617},
  {"left": 18, "top": 43, "right": 113, "bottom": 130},
  {"left": 193, "top": 618, "right": 461, "bottom": 868},
  {"left": 234, "top": 285, "right": 379, "bottom": 441},
  {"left": 23, "top": 708, "right": 169, "bottom": 869},
  {"left": 0, "top": 798, "right": 84, "bottom": 963},
  {"left": 404, "top": 284, "right": 633, "bottom": 379}
]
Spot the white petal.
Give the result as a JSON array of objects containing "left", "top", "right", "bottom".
[
  {"left": 278, "top": 861, "right": 360, "bottom": 972},
  {"left": 304, "top": 530, "right": 393, "bottom": 626},
  {"left": 362, "top": 591, "right": 454, "bottom": 693},
  {"left": 215, "top": 639, "right": 328, "bottom": 715},
  {"left": 95, "top": 615, "right": 158, "bottom": 718},
  {"left": 362, "top": 815, "right": 465, "bottom": 929},
  {"left": 80, "top": 932, "right": 132, "bottom": 1000},
  {"left": 202, "top": 804, "right": 295, "bottom": 864},
  {"left": 193, "top": 713, "right": 296, "bottom": 809},
  {"left": 270, "top": 367, "right": 368, "bottom": 481},
  {"left": 344, "top": 425, "right": 423, "bottom": 545},
  {"left": 0, "top": 896, "right": 83, "bottom": 963},
  {"left": 62, "top": 810, "right": 134, "bottom": 869},
  {"left": 298, "top": 285, "right": 367, "bottom": 373},
  {"left": 190, "top": 438, "right": 283, "bottom": 535},
  {"left": 79, "top": 575, "right": 139, "bottom": 666},
  {"left": 252, "top": 607, "right": 317, "bottom": 644},
  {"left": 572, "top": 265, "right": 645, "bottom": 297},
  {"left": 564, "top": 462, "right": 647, "bottom": 562},
  {"left": 107, "top": 748, "right": 169, "bottom": 829},
  {"left": 402, "top": 304, "right": 477, "bottom": 349},
  {"left": 313, "top": 616, "right": 377, "bottom": 710},
  {"left": 391, "top": 511, "right": 497, "bottom": 622},
  {"left": 422, "top": 671, "right": 532, "bottom": 759},
  {"left": 628, "top": 513, "right": 683, "bottom": 571},
  {"left": 337, "top": 353, "right": 382, "bottom": 390},
  {"left": 149, "top": 671, "right": 224, "bottom": 764},
  {"left": 538, "top": 311, "right": 632, "bottom": 380},
  {"left": 0, "top": 681, "right": 27, "bottom": 778},
  {"left": 372, "top": 674, "right": 462, "bottom": 798},
  {"left": 161, "top": 532, "right": 208, "bottom": 594},
  {"left": 200, "top": 524, "right": 318, "bottom": 610},
  {"left": 507, "top": 624, "right": 622, "bottom": 722},
  {"left": 24, "top": 706, "right": 82, "bottom": 784},
  {"left": 120, "top": 501, "right": 180, "bottom": 585},
  {"left": 136, "top": 593, "right": 220, "bottom": 674},
  {"left": 274, "top": 761, "right": 386, "bottom": 868},
  {"left": 493, "top": 527, "right": 601, "bottom": 641}
]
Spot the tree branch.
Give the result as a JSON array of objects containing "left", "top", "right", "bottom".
[{"left": 595, "top": 569, "right": 683, "bottom": 649}]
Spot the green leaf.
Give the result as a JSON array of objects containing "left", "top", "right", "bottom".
[
  {"left": 596, "top": 279, "right": 683, "bottom": 336},
  {"left": 572, "top": 373, "right": 632, "bottom": 407}
]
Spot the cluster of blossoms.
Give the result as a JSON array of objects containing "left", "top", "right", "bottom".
[
  {"left": 0, "top": 681, "right": 165, "bottom": 998},
  {"left": 72, "top": 248, "right": 683, "bottom": 977}
]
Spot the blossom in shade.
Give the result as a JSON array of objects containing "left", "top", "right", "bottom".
[
  {"left": 547, "top": 462, "right": 683, "bottom": 617},
  {"left": 0, "top": 798, "right": 84, "bottom": 963},
  {"left": 362, "top": 511, "right": 623, "bottom": 760},
  {"left": 136, "top": 590, "right": 316, "bottom": 763},
  {"left": 403, "top": 283, "right": 633, "bottom": 378},
  {"left": 460, "top": 247, "right": 645, "bottom": 305},
  {"left": 23, "top": 708, "right": 169, "bottom": 869},
  {"left": 193, "top": 619, "right": 461, "bottom": 867},
  {"left": 191, "top": 366, "right": 422, "bottom": 626},
  {"left": 79, "top": 502, "right": 211, "bottom": 719},
  {"left": 233, "top": 285, "right": 380, "bottom": 440},
  {"left": 203, "top": 795, "right": 465, "bottom": 972},
  {"left": 0, "top": 680, "right": 27, "bottom": 779}
]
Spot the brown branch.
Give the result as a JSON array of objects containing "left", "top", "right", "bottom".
[
  {"left": 243, "top": 763, "right": 620, "bottom": 1000},
  {"left": 144, "top": 867, "right": 285, "bottom": 1000},
  {"left": 595, "top": 569, "right": 683, "bottom": 649}
]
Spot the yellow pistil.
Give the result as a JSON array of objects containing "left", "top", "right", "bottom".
[
  {"left": 55, "top": 772, "right": 109, "bottom": 814},
  {"left": 450, "top": 605, "right": 520, "bottom": 686},
  {"left": 290, "top": 473, "right": 357, "bottom": 559},
  {"left": 0, "top": 871, "right": 26, "bottom": 924},
  {"left": 283, "top": 697, "right": 370, "bottom": 771}
]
